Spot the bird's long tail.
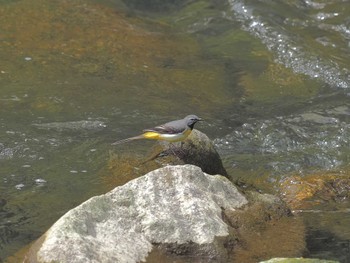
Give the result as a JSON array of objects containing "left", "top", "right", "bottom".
[{"left": 111, "top": 135, "right": 144, "bottom": 145}]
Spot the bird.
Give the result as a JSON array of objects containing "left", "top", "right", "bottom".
[{"left": 111, "top": 115, "right": 202, "bottom": 145}]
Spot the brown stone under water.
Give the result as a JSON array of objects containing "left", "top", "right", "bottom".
[
  {"left": 226, "top": 192, "right": 306, "bottom": 262},
  {"left": 279, "top": 171, "right": 350, "bottom": 211}
]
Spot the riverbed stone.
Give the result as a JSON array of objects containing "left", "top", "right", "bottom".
[
  {"left": 225, "top": 191, "right": 306, "bottom": 262},
  {"left": 279, "top": 172, "right": 350, "bottom": 210},
  {"left": 26, "top": 165, "right": 248, "bottom": 263},
  {"left": 158, "top": 129, "right": 229, "bottom": 177}
]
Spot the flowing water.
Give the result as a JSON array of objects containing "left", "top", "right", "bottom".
[{"left": 0, "top": 0, "right": 350, "bottom": 261}]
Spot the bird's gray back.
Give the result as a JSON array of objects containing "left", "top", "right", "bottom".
[{"left": 143, "top": 118, "right": 187, "bottom": 134}]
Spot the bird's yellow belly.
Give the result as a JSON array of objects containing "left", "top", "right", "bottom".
[
  {"left": 142, "top": 129, "right": 192, "bottom": 142},
  {"left": 142, "top": 131, "right": 161, "bottom": 140}
]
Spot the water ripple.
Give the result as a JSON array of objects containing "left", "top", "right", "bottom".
[
  {"left": 215, "top": 105, "right": 350, "bottom": 173},
  {"left": 227, "top": 0, "right": 350, "bottom": 89}
]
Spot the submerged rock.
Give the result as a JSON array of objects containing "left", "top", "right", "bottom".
[
  {"left": 226, "top": 191, "right": 306, "bottom": 262},
  {"left": 26, "top": 165, "right": 247, "bottom": 263},
  {"left": 279, "top": 172, "right": 350, "bottom": 211}
]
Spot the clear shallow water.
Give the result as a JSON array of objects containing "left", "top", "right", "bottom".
[{"left": 0, "top": 0, "right": 350, "bottom": 261}]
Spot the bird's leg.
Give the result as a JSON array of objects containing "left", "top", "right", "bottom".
[
  {"left": 172, "top": 142, "right": 186, "bottom": 158},
  {"left": 141, "top": 151, "right": 162, "bottom": 164},
  {"left": 168, "top": 142, "right": 177, "bottom": 156}
]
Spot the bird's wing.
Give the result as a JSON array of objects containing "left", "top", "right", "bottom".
[{"left": 143, "top": 119, "right": 185, "bottom": 134}]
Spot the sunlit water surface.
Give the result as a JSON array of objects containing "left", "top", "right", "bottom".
[{"left": 0, "top": 0, "right": 350, "bottom": 261}]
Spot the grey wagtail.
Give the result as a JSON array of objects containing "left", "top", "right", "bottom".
[{"left": 111, "top": 115, "right": 202, "bottom": 145}]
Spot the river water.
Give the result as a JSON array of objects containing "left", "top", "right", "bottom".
[{"left": 0, "top": 0, "right": 349, "bottom": 261}]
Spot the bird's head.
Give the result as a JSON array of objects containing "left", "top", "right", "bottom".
[{"left": 184, "top": 115, "right": 203, "bottom": 129}]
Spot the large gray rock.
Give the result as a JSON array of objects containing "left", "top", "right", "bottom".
[{"left": 26, "top": 165, "right": 248, "bottom": 263}]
